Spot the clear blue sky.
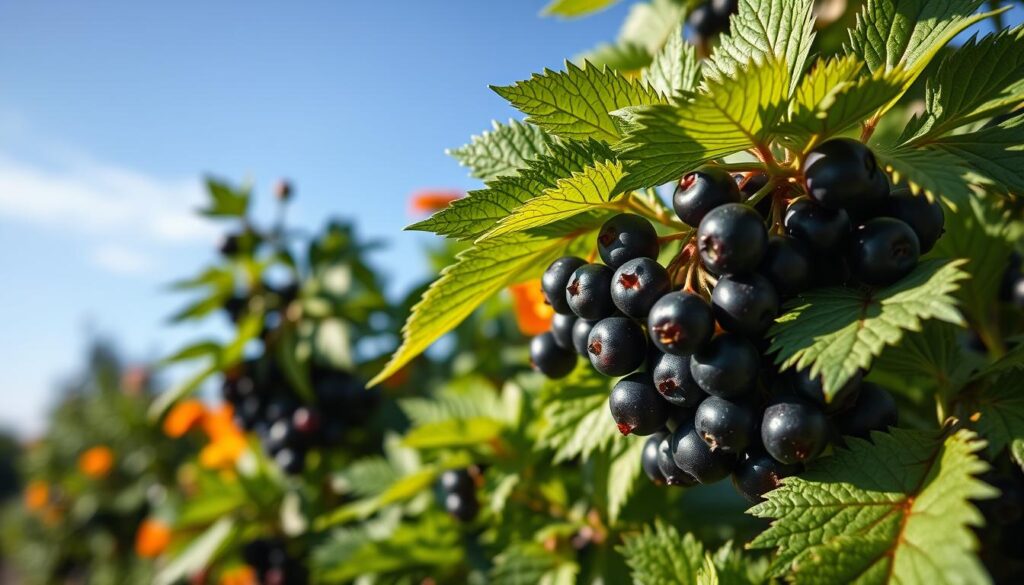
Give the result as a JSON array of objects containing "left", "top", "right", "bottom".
[{"left": 0, "top": 1, "right": 637, "bottom": 436}]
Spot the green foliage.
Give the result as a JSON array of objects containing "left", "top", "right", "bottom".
[
  {"left": 543, "top": 0, "right": 621, "bottom": 18},
  {"left": 642, "top": 26, "right": 699, "bottom": 97},
  {"left": 447, "top": 119, "right": 551, "bottom": 182}
]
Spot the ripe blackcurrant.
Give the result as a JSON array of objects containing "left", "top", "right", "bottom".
[
  {"left": 571, "top": 318, "right": 597, "bottom": 356},
  {"left": 530, "top": 332, "right": 577, "bottom": 379},
  {"left": 759, "top": 235, "right": 813, "bottom": 298},
  {"left": 652, "top": 352, "right": 705, "bottom": 408},
  {"left": 848, "top": 217, "right": 920, "bottom": 286},
  {"left": 274, "top": 447, "right": 306, "bottom": 475},
  {"left": 670, "top": 419, "right": 735, "bottom": 484},
  {"left": 597, "top": 213, "right": 659, "bottom": 270},
  {"left": 697, "top": 203, "right": 768, "bottom": 276},
  {"left": 761, "top": 400, "right": 829, "bottom": 465},
  {"left": 292, "top": 407, "right": 321, "bottom": 436},
  {"left": 784, "top": 198, "right": 852, "bottom": 255},
  {"left": 695, "top": 396, "right": 756, "bottom": 454},
  {"left": 565, "top": 263, "right": 616, "bottom": 320},
  {"left": 647, "top": 292, "right": 713, "bottom": 355},
  {"left": 440, "top": 469, "right": 475, "bottom": 496},
  {"left": 550, "top": 313, "right": 577, "bottom": 350},
  {"left": 732, "top": 450, "right": 800, "bottom": 503},
  {"left": 587, "top": 317, "right": 647, "bottom": 376},
  {"left": 642, "top": 432, "right": 669, "bottom": 486},
  {"left": 879, "top": 191, "right": 945, "bottom": 253},
  {"left": 219, "top": 232, "right": 242, "bottom": 256},
  {"left": 792, "top": 369, "right": 862, "bottom": 413},
  {"left": 445, "top": 492, "right": 479, "bottom": 522},
  {"left": 803, "top": 138, "right": 888, "bottom": 212},
  {"left": 688, "top": 2, "right": 730, "bottom": 37},
  {"left": 542, "top": 256, "right": 586, "bottom": 314},
  {"left": 611, "top": 257, "right": 671, "bottom": 318},
  {"left": 836, "top": 382, "right": 898, "bottom": 440},
  {"left": 657, "top": 433, "right": 697, "bottom": 486},
  {"left": 609, "top": 372, "right": 669, "bottom": 436},
  {"left": 1013, "top": 276, "right": 1024, "bottom": 309},
  {"left": 711, "top": 273, "right": 780, "bottom": 337},
  {"left": 689, "top": 333, "right": 759, "bottom": 399},
  {"left": 673, "top": 166, "right": 741, "bottom": 227}
]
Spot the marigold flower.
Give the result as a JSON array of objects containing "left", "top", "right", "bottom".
[
  {"left": 409, "top": 190, "right": 463, "bottom": 214},
  {"left": 509, "top": 279, "right": 554, "bottom": 336},
  {"left": 24, "top": 480, "right": 49, "bottom": 511},
  {"left": 78, "top": 445, "right": 114, "bottom": 478},
  {"left": 199, "top": 404, "right": 248, "bottom": 470},
  {"left": 135, "top": 518, "right": 172, "bottom": 558},
  {"left": 163, "top": 399, "right": 207, "bottom": 438}
]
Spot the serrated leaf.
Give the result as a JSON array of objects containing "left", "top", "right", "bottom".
[
  {"left": 770, "top": 259, "right": 968, "bottom": 400},
  {"left": 966, "top": 370, "right": 1024, "bottom": 463},
  {"left": 617, "top": 0, "right": 688, "bottom": 54},
  {"left": 921, "top": 118, "right": 1024, "bottom": 193},
  {"left": 616, "top": 58, "right": 790, "bottom": 190},
  {"left": 618, "top": 520, "right": 705, "bottom": 585},
  {"left": 704, "top": 0, "right": 816, "bottom": 93},
  {"left": 871, "top": 321, "right": 968, "bottom": 388},
  {"left": 642, "top": 25, "right": 699, "bottom": 97},
  {"left": 538, "top": 365, "right": 618, "bottom": 462},
  {"left": 200, "top": 177, "right": 250, "bottom": 218},
  {"left": 749, "top": 428, "right": 996, "bottom": 584},
  {"left": 334, "top": 456, "right": 400, "bottom": 499},
  {"left": 493, "top": 61, "right": 663, "bottom": 143},
  {"left": 369, "top": 230, "right": 593, "bottom": 386},
  {"left": 607, "top": 437, "right": 645, "bottom": 524},
  {"left": 402, "top": 417, "right": 505, "bottom": 449},
  {"left": 542, "top": 0, "right": 620, "bottom": 18},
  {"left": 447, "top": 120, "right": 551, "bottom": 182},
  {"left": 491, "top": 543, "right": 577, "bottom": 585},
  {"left": 579, "top": 41, "right": 653, "bottom": 72},
  {"left": 482, "top": 160, "right": 624, "bottom": 239},
  {"left": 874, "top": 142, "right": 975, "bottom": 203}
]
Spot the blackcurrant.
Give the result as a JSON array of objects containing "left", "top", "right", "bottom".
[
  {"left": 784, "top": 198, "right": 851, "bottom": 255},
  {"left": 587, "top": 317, "right": 647, "bottom": 376},
  {"left": 879, "top": 191, "right": 945, "bottom": 254},
  {"left": 440, "top": 469, "right": 475, "bottom": 496},
  {"left": 848, "top": 217, "right": 920, "bottom": 286},
  {"left": 657, "top": 434, "right": 697, "bottom": 487},
  {"left": 711, "top": 273, "right": 780, "bottom": 337},
  {"left": 571, "top": 318, "right": 597, "bottom": 356},
  {"left": 670, "top": 419, "right": 735, "bottom": 484},
  {"left": 673, "top": 166, "right": 741, "bottom": 227},
  {"left": 689, "top": 333, "right": 759, "bottom": 399},
  {"left": 445, "top": 491, "right": 480, "bottom": 522},
  {"left": 647, "top": 291, "right": 714, "bottom": 355},
  {"left": 732, "top": 450, "right": 800, "bottom": 503},
  {"left": 565, "top": 263, "right": 616, "bottom": 320},
  {"left": 219, "top": 232, "right": 242, "bottom": 256},
  {"left": 697, "top": 203, "right": 768, "bottom": 276},
  {"left": 611, "top": 257, "right": 672, "bottom": 318},
  {"left": 1013, "top": 276, "right": 1024, "bottom": 309},
  {"left": 292, "top": 407, "right": 321, "bottom": 436},
  {"left": 642, "top": 432, "right": 669, "bottom": 486},
  {"left": 710, "top": 0, "right": 739, "bottom": 19},
  {"left": 694, "top": 396, "right": 756, "bottom": 454},
  {"left": 836, "top": 382, "right": 898, "bottom": 440},
  {"left": 542, "top": 256, "right": 586, "bottom": 315},
  {"left": 792, "top": 369, "right": 862, "bottom": 413},
  {"left": 761, "top": 400, "right": 829, "bottom": 465},
  {"left": 550, "top": 312, "right": 577, "bottom": 350},
  {"left": 609, "top": 372, "right": 669, "bottom": 436},
  {"left": 803, "top": 138, "right": 888, "bottom": 212},
  {"left": 688, "top": 2, "right": 729, "bottom": 37},
  {"left": 652, "top": 352, "right": 706, "bottom": 408},
  {"left": 597, "top": 213, "right": 659, "bottom": 270},
  {"left": 266, "top": 419, "right": 298, "bottom": 452},
  {"left": 274, "top": 447, "right": 306, "bottom": 475},
  {"left": 759, "top": 235, "right": 813, "bottom": 298},
  {"left": 530, "top": 332, "right": 577, "bottom": 379}
]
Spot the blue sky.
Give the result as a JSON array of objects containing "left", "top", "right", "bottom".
[{"left": 0, "top": 1, "right": 637, "bottom": 436}]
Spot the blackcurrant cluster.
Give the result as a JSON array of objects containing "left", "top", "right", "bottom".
[
  {"left": 241, "top": 537, "right": 309, "bottom": 585},
  {"left": 438, "top": 468, "right": 480, "bottom": 522},
  {"left": 688, "top": 0, "right": 738, "bottom": 44},
  {"left": 1002, "top": 253, "right": 1024, "bottom": 310},
  {"left": 223, "top": 360, "right": 379, "bottom": 475},
  {"left": 531, "top": 138, "right": 934, "bottom": 502}
]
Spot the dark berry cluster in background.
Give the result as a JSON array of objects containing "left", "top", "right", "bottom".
[
  {"left": 438, "top": 468, "right": 480, "bottom": 523},
  {"left": 688, "top": 0, "right": 738, "bottom": 47},
  {"left": 242, "top": 537, "right": 309, "bottom": 585},
  {"left": 1002, "top": 253, "right": 1024, "bottom": 310},
  {"left": 531, "top": 138, "right": 941, "bottom": 502},
  {"left": 224, "top": 360, "right": 379, "bottom": 475}
]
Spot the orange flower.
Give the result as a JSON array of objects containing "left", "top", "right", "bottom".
[
  {"left": 219, "top": 566, "right": 257, "bottom": 585},
  {"left": 163, "top": 399, "right": 207, "bottom": 438},
  {"left": 135, "top": 518, "right": 172, "bottom": 558},
  {"left": 24, "top": 480, "right": 49, "bottom": 511},
  {"left": 79, "top": 446, "right": 114, "bottom": 478},
  {"left": 509, "top": 279, "right": 554, "bottom": 336},
  {"left": 409, "top": 190, "right": 463, "bottom": 214},
  {"left": 199, "top": 404, "right": 248, "bottom": 470}
]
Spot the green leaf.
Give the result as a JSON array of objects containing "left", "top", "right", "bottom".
[
  {"left": 491, "top": 543, "right": 578, "bottom": 585},
  {"left": 408, "top": 139, "right": 614, "bottom": 240},
  {"left": 919, "top": 118, "right": 1024, "bottom": 194},
  {"left": 537, "top": 365, "right": 618, "bottom": 463},
  {"left": 874, "top": 142, "right": 976, "bottom": 203},
  {"left": 966, "top": 370, "right": 1024, "bottom": 464},
  {"left": 871, "top": 321, "right": 968, "bottom": 388},
  {"left": 618, "top": 520, "right": 705, "bottom": 585},
  {"left": 447, "top": 119, "right": 551, "bottom": 182},
  {"left": 577, "top": 41, "right": 653, "bottom": 73},
  {"left": 402, "top": 417, "right": 505, "bottom": 449},
  {"left": 542, "top": 0, "right": 620, "bottom": 18},
  {"left": 160, "top": 340, "right": 222, "bottom": 365},
  {"left": 705, "top": 0, "right": 816, "bottom": 93},
  {"left": 481, "top": 160, "right": 623, "bottom": 239},
  {"left": 770, "top": 259, "right": 968, "bottom": 400},
  {"left": 154, "top": 518, "right": 237, "bottom": 585},
  {"left": 642, "top": 25, "right": 699, "bottom": 97},
  {"left": 616, "top": 58, "right": 790, "bottom": 190},
  {"left": 200, "top": 177, "right": 250, "bottom": 218},
  {"left": 492, "top": 61, "right": 663, "bottom": 143},
  {"left": 368, "top": 229, "right": 593, "bottom": 386},
  {"left": 333, "top": 456, "right": 399, "bottom": 499},
  {"left": 315, "top": 469, "right": 439, "bottom": 529},
  {"left": 607, "top": 437, "right": 646, "bottom": 524},
  {"left": 749, "top": 428, "right": 996, "bottom": 583},
  {"left": 901, "top": 26, "right": 1024, "bottom": 143}
]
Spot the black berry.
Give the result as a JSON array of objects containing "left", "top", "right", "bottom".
[
  {"left": 609, "top": 372, "right": 669, "bottom": 436},
  {"left": 611, "top": 257, "right": 671, "bottom": 318},
  {"left": 836, "top": 382, "right": 898, "bottom": 440},
  {"left": 597, "top": 213, "right": 660, "bottom": 270},
  {"left": 647, "top": 292, "right": 714, "bottom": 355},
  {"left": 440, "top": 469, "right": 475, "bottom": 496},
  {"left": 657, "top": 433, "right": 697, "bottom": 487},
  {"left": 759, "top": 235, "right": 813, "bottom": 298},
  {"left": 879, "top": 191, "right": 945, "bottom": 254},
  {"left": 542, "top": 256, "right": 586, "bottom": 314},
  {"left": 697, "top": 203, "right": 768, "bottom": 276},
  {"left": 670, "top": 419, "right": 735, "bottom": 484},
  {"left": 571, "top": 318, "right": 597, "bottom": 356},
  {"left": 694, "top": 396, "right": 756, "bottom": 454},
  {"left": 803, "top": 138, "right": 888, "bottom": 212},
  {"left": 292, "top": 407, "right": 321, "bottom": 436},
  {"left": 642, "top": 432, "right": 669, "bottom": 486},
  {"left": 530, "top": 332, "right": 577, "bottom": 379},
  {"left": 652, "top": 353, "right": 705, "bottom": 408},
  {"left": 848, "top": 217, "right": 920, "bottom": 286},
  {"left": 792, "top": 369, "right": 862, "bottom": 413},
  {"left": 784, "top": 198, "right": 852, "bottom": 255},
  {"left": 565, "top": 263, "right": 616, "bottom": 320},
  {"left": 444, "top": 492, "right": 479, "bottom": 522},
  {"left": 274, "top": 447, "right": 306, "bottom": 475},
  {"left": 732, "top": 451, "right": 800, "bottom": 503},
  {"left": 689, "top": 333, "right": 759, "bottom": 399},
  {"left": 587, "top": 317, "right": 647, "bottom": 376},
  {"left": 711, "top": 273, "right": 780, "bottom": 337},
  {"left": 688, "top": 2, "right": 730, "bottom": 37},
  {"left": 673, "top": 167, "right": 741, "bottom": 227},
  {"left": 550, "top": 313, "right": 577, "bottom": 350},
  {"left": 761, "top": 400, "right": 829, "bottom": 465}
]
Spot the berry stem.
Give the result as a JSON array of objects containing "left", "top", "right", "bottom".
[
  {"left": 657, "top": 231, "right": 693, "bottom": 245},
  {"left": 744, "top": 179, "right": 776, "bottom": 207},
  {"left": 616, "top": 194, "right": 687, "bottom": 230},
  {"left": 713, "top": 161, "right": 767, "bottom": 173}
]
